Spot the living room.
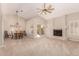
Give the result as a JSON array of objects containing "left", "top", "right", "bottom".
[{"left": 0, "top": 3, "right": 79, "bottom": 56}]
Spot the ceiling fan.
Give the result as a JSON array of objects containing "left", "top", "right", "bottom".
[{"left": 37, "top": 3, "right": 55, "bottom": 15}]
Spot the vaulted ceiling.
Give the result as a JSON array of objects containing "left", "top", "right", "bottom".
[{"left": 1, "top": 3, "right": 79, "bottom": 20}]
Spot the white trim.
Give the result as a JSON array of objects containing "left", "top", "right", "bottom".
[{"left": 0, "top": 4, "right": 4, "bottom": 46}]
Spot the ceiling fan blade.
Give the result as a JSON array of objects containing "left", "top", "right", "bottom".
[
  {"left": 40, "top": 11, "right": 46, "bottom": 15},
  {"left": 48, "top": 4, "right": 52, "bottom": 9},
  {"left": 39, "top": 10, "right": 44, "bottom": 14},
  {"left": 46, "top": 10, "right": 52, "bottom": 13},
  {"left": 49, "top": 8, "right": 55, "bottom": 10},
  {"left": 37, "top": 8, "right": 44, "bottom": 13},
  {"left": 43, "top": 11, "right": 47, "bottom": 15},
  {"left": 46, "top": 8, "right": 54, "bottom": 11}
]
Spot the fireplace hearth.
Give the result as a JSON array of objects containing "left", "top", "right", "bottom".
[{"left": 53, "top": 29, "right": 62, "bottom": 36}]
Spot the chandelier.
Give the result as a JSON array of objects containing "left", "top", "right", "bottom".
[
  {"left": 10, "top": 10, "right": 23, "bottom": 32},
  {"left": 37, "top": 3, "right": 55, "bottom": 15}
]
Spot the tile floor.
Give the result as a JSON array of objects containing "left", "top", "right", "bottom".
[{"left": 0, "top": 37, "right": 79, "bottom": 56}]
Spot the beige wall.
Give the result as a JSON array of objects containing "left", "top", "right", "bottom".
[
  {"left": 26, "top": 16, "right": 47, "bottom": 38},
  {"left": 52, "top": 16, "right": 66, "bottom": 40},
  {"left": 25, "top": 12, "right": 79, "bottom": 41},
  {"left": 26, "top": 16, "right": 54, "bottom": 38},
  {"left": 51, "top": 12, "right": 79, "bottom": 41},
  {"left": 45, "top": 19, "right": 53, "bottom": 38},
  {"left": 25, "top": 16, "right": 66, "bottom": 39},
  {"left": 44, "top": 16, "right": 67, "bottom": 40}
]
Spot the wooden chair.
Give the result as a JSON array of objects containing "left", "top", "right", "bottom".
[{"left": 4, "top": 31, "right": 9, "bottom": 39}]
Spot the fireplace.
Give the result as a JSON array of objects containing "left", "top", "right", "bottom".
[{"left": 53, "top": 29, "right": 62, "bottom": 36}]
